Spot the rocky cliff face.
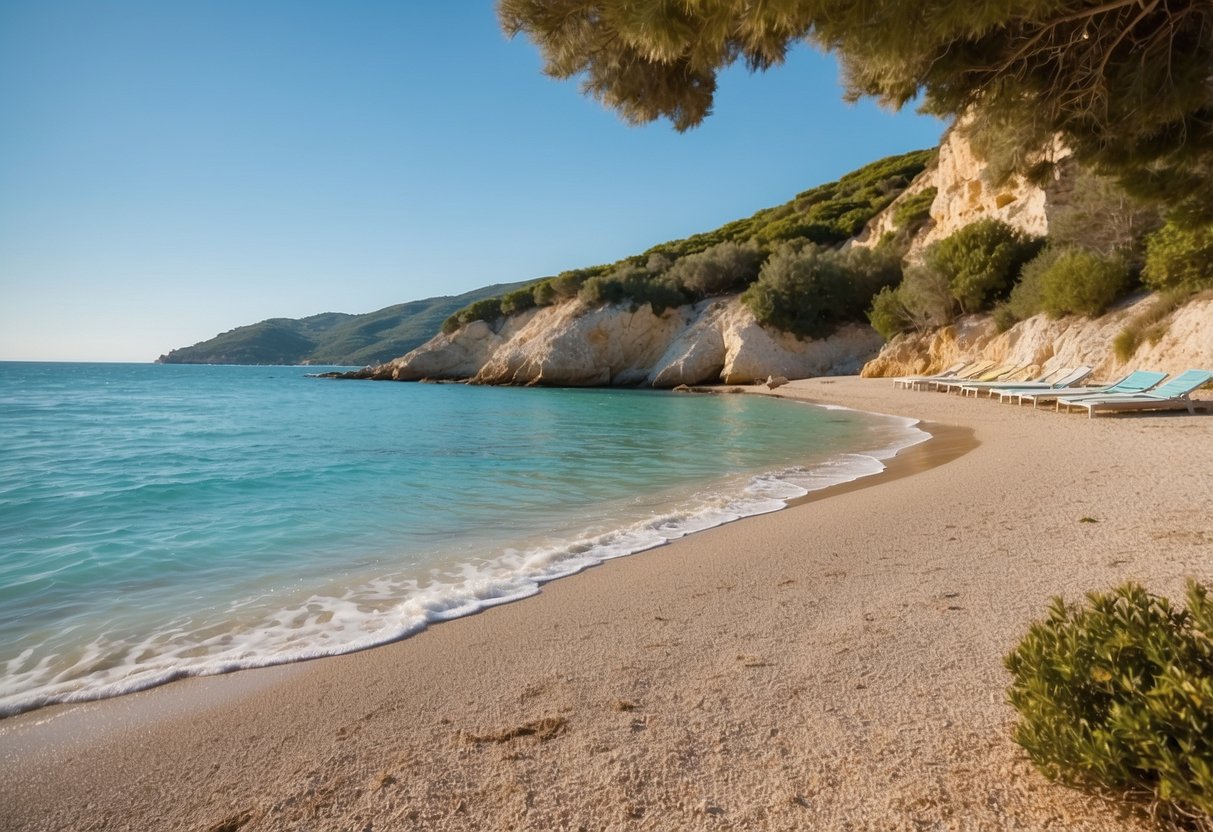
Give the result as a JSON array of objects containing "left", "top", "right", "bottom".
[
  {"left": 851, "top": 128, "right": 1213, "bottom": 384},
  {"left": 368, "top": 297, "right": 883, "bottom": 388},
  {"left": 853, "top": 125, "right": 1072, "bottom": 259},
  {"left": 861, "top": 294, "right": 1213, "bottom": 381}
]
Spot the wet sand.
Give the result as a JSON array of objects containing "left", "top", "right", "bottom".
[{"left": 2, "top": 376, "right": 1210, "bottom": 831}]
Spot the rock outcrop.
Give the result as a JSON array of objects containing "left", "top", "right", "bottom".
[
  {"left": 853, "top": 124, "right": 1073, "bottom": 260},
  {"left": 861, "top": 294, "right": 1213, "bottom": 381},
  {"left": 370, "top": 297, "right": 884, "bottom": 388}
]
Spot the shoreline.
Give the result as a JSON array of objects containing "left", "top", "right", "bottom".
[
  {"left": 3, "top": 376, "right": 1210, "bottom": 830},
  {"left": 0, "top": 389, "right": 936, "bottom": 722}
]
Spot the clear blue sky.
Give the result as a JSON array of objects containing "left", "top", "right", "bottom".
[{"left": 0, "top": 2, "right": 945, "bottom": 362}]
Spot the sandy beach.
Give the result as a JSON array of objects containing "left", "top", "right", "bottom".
[{"left": 2, "top": 376, "right": 1210, "bottom": 831}]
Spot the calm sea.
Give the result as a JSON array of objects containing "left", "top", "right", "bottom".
[{"left": 0, "top": 362, "right": 925, "bottom": 716}]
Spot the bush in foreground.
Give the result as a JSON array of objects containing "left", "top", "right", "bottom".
[{"left": 1005, "top": 582, "right": 1213, "bottom": 825}]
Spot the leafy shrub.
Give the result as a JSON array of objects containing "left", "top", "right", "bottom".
[
  {"left": 666, "top": 240, "right": 765, "bottom": 298},
  {"left": 1111, "top": 329, "right": 1139, "bottom": 363},
  {"left": 1006, "top": 582, "right": 1213, "bottom": 824},
  {"left": 551, "top": 266, "right": 608, "bottom": 298},
  {"left": 1142, "top": 221, "right": 1213, "bottom": 292},
  {"left": 1002, "top": 247, "right": 1055, "bottom": 324},
  {"left": 532, "top": 280, "right": 558, "bottom": 306},
  {"left": 500, "top": 286, "right": 538, "bottom": 316},
  {"left": 743, "top": 242, "right": 900, "bottom": 339},
  {"left": 866, "top": 262, "right": 956, "bottom": 340},
  {"left": 925, "top": 219, "right": 1043, "bottom": 313},
  {"left": 867, "top": 285, "right": 910, "bottom": 341},
  {"left": 579, "top": 264, "right": 688, "bottom": 315},
  {"left": 441, "top": 297, "right": 503, "bottom": 334},
  {"left": 1037, "top": 249, "right": 1133, "bottom": 317},
  {"left": 898, "top": 265, "right": 956, "bottom": 331},
  {"left": 892, "top": 187, "right": 937, "bottom": 233}
]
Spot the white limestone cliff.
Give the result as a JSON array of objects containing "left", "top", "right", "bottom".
[
  {"left": 861, "top": 294, "right": 1213, "bottom": 381},
  {"left": 374, "top": 297, "right": 884, "bottom": 388},
  {"left": 853, "top": 124, "right": 1072, "bottom": 259}
]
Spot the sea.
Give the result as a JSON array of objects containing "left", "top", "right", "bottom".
[{"left": 0, "top": 362, "right": 926, "bottom": 717}]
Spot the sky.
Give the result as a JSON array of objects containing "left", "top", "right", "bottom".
[{"left": 0, "top": 2, "right": 946, "bottom": 362}]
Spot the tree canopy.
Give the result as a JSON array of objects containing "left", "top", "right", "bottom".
[{"left": 499, "top": 0, "right": 1213, "bottom": 217}]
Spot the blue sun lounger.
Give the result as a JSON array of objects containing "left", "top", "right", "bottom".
[
  {"left": 1056, "top": 369, "right": 1213, "bottom": 418},
  {"left": 1016, "top": 370, "right": 1166, "bottom": 409}
]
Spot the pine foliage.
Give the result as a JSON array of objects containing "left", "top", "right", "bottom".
[{"left": 500, "top": 0, "right": 1213, "bottom": 217}]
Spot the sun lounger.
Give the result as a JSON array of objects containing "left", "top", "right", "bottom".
[
  {"left": 892, "top": 361, "right": 969, "bottom": 390},
  {"left": 958, "top": 366, "right": 1067, "bottom": 398},
  {"left": 968, "top": 364, "right": 1039, "bottom": 393},
  {"left": 988, "top": 366, "right": 1095, "bottom": 403},
  {"left": 904, "top": 360, "right": 997, "bottom": 391},
  {"left": 1018, "top": 371, "right": 1159, "bottom": 409},
  {"left": 1056, "top": 369, "right": 1213, "bottom": 418},
  {"left": 932, "top": 363, "right": 1025, "bottom": 393},
  {"left": 1016, "top": 370, "right": 1166, "bottom": 409}
]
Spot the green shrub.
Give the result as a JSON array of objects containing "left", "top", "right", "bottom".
[
  {"left": 743, "top": 242, "right": 901, "bottom": 339},
  {"left": 925, "top": 219, "right": 1043, "bottom": 313},
  {"left": 867, "top": 285, "right": 910, "bottom": 340},
  {"left": 1143, "top": 221, "right": 1213, "bottom": 292},
  {"left": 892, "top": 187, "right": 937, "bottom": 233},
  {"left": 500, "top": 286, "right": 538, "bottom": 316},
  {"left": 533, "top": 280, "right": 558, "bottom": 306},
  {"left": 441, "top": 297, "right": 504, "bottom": 334},
  {"left": 550, "top": 266, "right": 609, "bottom": 299},
  {"left": 1003, "top": 248, "right": 1055, "bottom": 324},
  {"left": 1006, "top": 582, "right": 1213, "bottom": 824},
  {"left": 865, "top": 262, "right": 959, "bottom": 341},
  {"left": 666, "top": 240, "right": 765, "bottom": 298},
  {"left": 1037, "top": 249, "right": 1133, "bottom": 317},
  {"left": 898, "top": 265, "right": 957, "bottom": 331},
  {"left": 579, "top": 265, "right": 688, "bottom": 315}
]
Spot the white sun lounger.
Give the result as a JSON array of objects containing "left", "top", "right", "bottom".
[{"left": 987, "top": 367, "right": 1095, "bottom": 403}]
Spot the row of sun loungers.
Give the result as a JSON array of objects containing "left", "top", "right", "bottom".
[{"left": 892, "top": 362, "right": 1213, "bottom": 418}]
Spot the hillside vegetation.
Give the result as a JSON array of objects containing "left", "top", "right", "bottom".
[
  {"left": 158, "top": 282, "right": 528, "bottom": 365},
  {"left": 868, "top": 167, "right": 1213, "bottom": 357},
  {"left": 444, "top": 149, "right": 935, "bottom": 338}
]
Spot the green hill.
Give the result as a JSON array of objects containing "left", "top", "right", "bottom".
[{"left": 156, "top": 282, "right": 529, "bottom": 365}]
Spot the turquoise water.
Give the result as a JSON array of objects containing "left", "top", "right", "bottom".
[{"left": 0, "top": 362, "right": 924, "bottom": 716}]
